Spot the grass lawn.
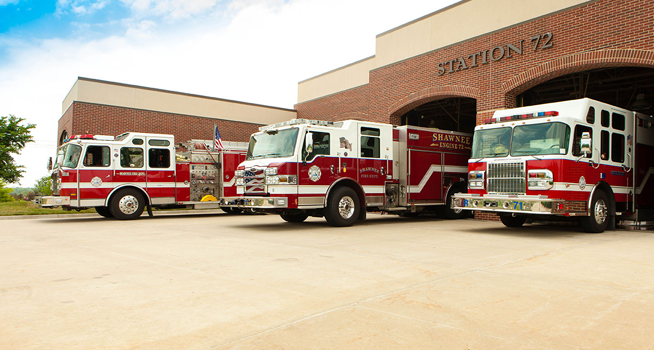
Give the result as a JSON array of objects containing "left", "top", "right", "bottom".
[{"left": 0, "top": 201, "right": 96, "bottom": 216}]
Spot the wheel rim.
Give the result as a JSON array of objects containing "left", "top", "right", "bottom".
[
  {"left": 594, "top": 198, "right": 608, "bottom": 224},
  {"left": 338, "top": 196, "right": 355, "bottom": 219},
  {"left": 118, "top": 195, "right": 139, "bottom": 215}
]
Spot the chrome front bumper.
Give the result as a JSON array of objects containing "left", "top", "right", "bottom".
[
  {"left": 36, "top": 196, "right": 71, "bottom": 207},
  {"left": 451, "top": 193, "right": 557, "bottom": 215},
  {"left": 221, "top": 197, "right": 289, "bottom": 209}
]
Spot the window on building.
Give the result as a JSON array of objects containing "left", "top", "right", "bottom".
[
  {"left": 121, "top": 147, "right": 144, "bottom": 168},
  {"left": 83, "top": 146, "right": 111, "bottom": 167},
  {"left": 572, "top": 125, "right": 593, "bottom": 157},
  {"left": 611, "top": 133, "right": 625, "bottom": 163},
  {"left": 303, "top": 132, "right": 330, "bottom": 161},
  {"left": 601, "top": 130, "right": 610, "bottom": 160},
  {"left": 148, "top": 149, "right": 171, "bottom": 168}
]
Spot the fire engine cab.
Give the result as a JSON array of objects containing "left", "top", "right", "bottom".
[
  {"left": 451, "top": 98, "right": 654, "bottom": 233},
  {"left": 38, "top": 132, "right": 247, "bottom": 219},
  {"left": 223, "top": 119, "right": 472, "bottom": 226}
]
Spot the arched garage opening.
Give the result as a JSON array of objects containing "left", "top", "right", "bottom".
[
  {"left": 516, "top": 67, "right": 654, "bottom": 115},
  {"left": 399, "top": 97, "right": 477, "bottom": 134}
]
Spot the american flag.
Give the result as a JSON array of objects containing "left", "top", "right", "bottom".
[{"left": 214, "top": 125, "right": 224, "bottom": 150}]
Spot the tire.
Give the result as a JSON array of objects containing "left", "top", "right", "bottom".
[
  {"left": 95, "top": 206, "right": 114, "bottom": 218},
  {"left": 441, "top": 186, "right": 471, "bottom": 220},
  {"left": 280, "top": 212, "right": 309, "bottom": 223},
  {"left": 324, "top": 186, "right": 360, "bottom": 227},
  {"left": 500, "top": 214, "right": 527, "bottom": 228},
  {"left": 109, "top": 188, "right": 145, "bottom": 220},
  {"left": 221, "top": 207, "right": 243, "bottom": 215},
  {"left": 580, "top": 190, "right": 609, "bottom": 233}
]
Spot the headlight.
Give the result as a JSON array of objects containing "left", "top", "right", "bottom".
[
  {"left": 265, "top": 167, "right": 278, "bottom": 176},
  {"left": 527, "top": 169, "right": 553, "bottom": 190},
  {"left": 235, "top": 170, "right": 245, "bottom": 178},
  {"left": 468, "top": 171, "right": 485, "bottom": 189},
  {"left": 266, "top": 176, "right": 279, "bottom": 185},
  {"left": 235, "top": 178, "right": 245, "bottom": 186}
]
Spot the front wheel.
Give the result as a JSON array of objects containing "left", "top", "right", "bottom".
[
  {"left": 95, "top": 206, "right": 114, "bottom": 218},
  {"left": 580, "top": 190, "right": 610, "bottom": 233},
  {"left": 324, "top": 187, "right": 360, "bottom": 227},
  {"left": 109, "top": 188, "right": 145, "bottom": 220},
  {"left": 280, "top": 212, "right": 308, "bottom": 223},
  {"left": 500, "top": 214, "right": 527, "bottom": 228}
]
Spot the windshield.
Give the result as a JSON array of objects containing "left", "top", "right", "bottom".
[
  {"left": 511, "top": 122, "right": 571, "bottom": 156},
  {"left": 247, "top": 128, "right": 299, "bottom": 160},
  {"left": 61, "top": 144, "right": 82, "bottom": 168},
  {"left": 471, "top": 127, "right": 511, "bottom": 158}
]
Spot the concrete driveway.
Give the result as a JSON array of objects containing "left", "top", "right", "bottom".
[{"left": 0, "top": 212, "right": 652, "bottom": 349}]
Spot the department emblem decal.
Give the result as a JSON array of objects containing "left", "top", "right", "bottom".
[
  {"left": 579, "top": 176, "right": 586, "bottom": 190},
  {"left": 91, "top": 176, "right": 103, "bottom": 187},
  {"left": 308, "top": 165, "right": 321, "bottom": 182}
]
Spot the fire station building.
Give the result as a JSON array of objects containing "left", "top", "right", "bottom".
[{"left": 60, "top": 0, "right": 653, "bottom": 153}]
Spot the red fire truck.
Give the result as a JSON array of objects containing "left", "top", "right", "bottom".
[
  {"left": 451, "top": 98, "right": 654, "bottom": 233},
  {"left": 38, "top": 132, "right": 247, "bottom": 219},
  {"left": 221, "top": 119, "right": 472, "bottom": 226}
]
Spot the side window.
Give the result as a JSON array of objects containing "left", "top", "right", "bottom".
[
  {"left": 611, "top": 133, "right": 625, "bottom": 163},
  {"left": 361, "top": 127, "right": 380, "bottom": 158},
  {"left": 148, "top": 149, "right": 171, "bottom": 168},
  {"left": 586, "top": 107, "right": 595, "bottom": 124},
  {"left": 572, "top": 125, "right": 593, "bottom": 157},
  {"left": 612, "top": 113, "right": 625, "bottom": 131},
  {"left": 149, "top": 139, "right": 170, "bottom": 147},
  {"left": 83, "top": 146, "right": 111, "bottom": 167},
  {"left": 601, "top": 110, "right": 610, "bottom": 127},
  {"left": 303, "top": 132, "right": 330, "bottom": 161},
  {"left": 132, "top": 138, "right": 144, "bottom": 145},
  {"left": 601, "top": 131, "right": 610, "bottom": 160},
  {"left": 120, "top": 147, "right": 144, "bottom": 168}
]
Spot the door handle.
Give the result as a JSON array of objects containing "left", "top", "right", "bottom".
[{"left": 330, "top": 165, "right": 335, "bottom": 174}]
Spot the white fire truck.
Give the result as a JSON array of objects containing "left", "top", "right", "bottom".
[
  {"left": 37, "top": 132, "right": 247, "bottom": 219},
  {"left": 451, "top": 98, "right": 654, "bottom": 233},
  {"left": 222, "top": 119, "right": 472, "bottom": 226}
]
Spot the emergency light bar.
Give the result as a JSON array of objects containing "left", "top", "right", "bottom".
[
  {"left": 483, "top": 111, "right": 559, "bottom": 124},
  {"left": 259, "top": 119, "right": 338, "bottom": 131}
]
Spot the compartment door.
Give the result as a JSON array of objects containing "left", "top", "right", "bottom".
[{"left": 407, "top": 150, "right": 443, "bottom": 204}]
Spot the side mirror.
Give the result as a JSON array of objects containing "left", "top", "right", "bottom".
[
  {"left": 305, "top": 132, "right": 314, "bottom": 154},
  {"left": 47, "top": 157, "right": 53, "bottom": 171},
  {"left": 580, "top": 132, "right": 592, "bottom": 157}
]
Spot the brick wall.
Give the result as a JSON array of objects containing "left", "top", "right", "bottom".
[
  {"left": 296, "top": 0, "right": 654, "bottom": 122},
  {"left": 59, "top": 102, "right": 261, "bottom": 144}
]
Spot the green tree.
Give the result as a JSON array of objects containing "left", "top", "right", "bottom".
[
  {"left": 0, "top": 181, "right": 15, "bottom": 202},
  {"left": 34, "top": 175, "right": 52, "bottom": 196},
  {"left": 0, "top": 115, "right": 36, "bottom": 183}
]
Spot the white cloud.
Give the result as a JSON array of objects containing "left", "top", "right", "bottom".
[
  {"left": 1, "top": 0, "right": 458, "bottom": 186},
  {"left": 120, "top": 0, "right": 221, "bottom": 20},
  {"left": 0, "top": 0, "right": 20, "bottom": 6},
  {"left": 56, "top": 0, "right": 109, "bottom": 16}
]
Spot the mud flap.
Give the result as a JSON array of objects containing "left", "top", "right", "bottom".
[
  {"left": 147, "top": 204, "right": 153, "bottom": 217},
  {"left": 358, "top": 209, "right": 366, "bottom": 221},
  {"left": 608, "top": 214, "right": 616, "bottom": 230}
]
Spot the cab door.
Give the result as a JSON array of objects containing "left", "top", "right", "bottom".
[
  {"left": 78, "top": 143, "right": 113, "bottom": 207},
  {"left": 298, "top": 130, "right": 338, "bottom": 207},
  {"left": 114, "top": 137, "right": 146, "bottom": 199},
  {"left": 145, "top": 136, "right": 175, "bottom": 205},
  {"left": 358, "top": 125, "right": 392, "bottom": 207}
]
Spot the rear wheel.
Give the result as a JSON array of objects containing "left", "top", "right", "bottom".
[
  {"left": 500, "top": 214, "right": 527, "bottom": 228},
  {"left": 580, "top": 190, "right": 609, "bottom": 233},
  {"left": 109, "top": 188, "right": 145, "bottom": 220},
  {"left": 95, "top": 206, "right": 113, "bottom": 218},
  {"left": 324, "top": 187, "right": 360, "bottom": 227},
  {"left": 280, "top": 212, "right": 308, "bottom": 223}
]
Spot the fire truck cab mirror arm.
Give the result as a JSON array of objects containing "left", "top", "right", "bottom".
[{"left": 47, "top": 157, "right": 53, "bottom": 171}]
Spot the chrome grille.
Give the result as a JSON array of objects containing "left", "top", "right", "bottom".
[
  {"left": 244, "top": 167, "right": 266, "bottom": 194},
  {"left": 487, "top": 161, "right": 526, "bottom": 194}
]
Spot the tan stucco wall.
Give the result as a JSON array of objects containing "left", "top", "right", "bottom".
[
  {"left": 297, "top": 56, "right": 376, "bottom": 103},
  {"left": 63, "top": 78, "right": 296, "bottom": 125},
  {"left": 297, "top": 0, "right": 591, "bottom": 103}
]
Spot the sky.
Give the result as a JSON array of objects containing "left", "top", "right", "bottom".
[{"left": 0, "top": 0, "right": 459, "bottom": 187}]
